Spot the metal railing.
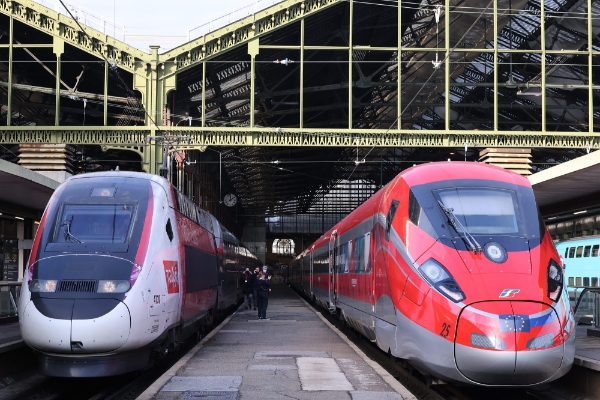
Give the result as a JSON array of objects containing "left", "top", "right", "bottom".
[
  {"left": 35, "top": 0, "right": 127, "bottom": 41},
  {"left": 0, "top": 282, "right": 21, "bottom": 319},
  {"left": 187, "top": 0, "right": 285, "bottom": 41},
  {"left": 570, "top": 286, "right": 600, "bottom": 326}
]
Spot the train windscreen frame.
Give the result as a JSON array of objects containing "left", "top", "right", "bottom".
[{"left": 434, "top": 188, "right": 522, "bottom": 235}]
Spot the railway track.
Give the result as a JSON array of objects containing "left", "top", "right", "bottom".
[{"left": 0, "top": 306, "right": 234, "bottom": 400}]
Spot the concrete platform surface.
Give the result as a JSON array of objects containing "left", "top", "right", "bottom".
[{"left": 138, "top": 284, "right": 413, "bottom": 400}]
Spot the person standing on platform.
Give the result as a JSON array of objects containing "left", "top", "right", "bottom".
[
  {"left": 257, "top": 272, "right": 271, "bottom": 320},
  {"left": 262, "top": 265, "right": 273, "bottom": 281},
  {"left": 239, "top": 267, "right": 255, "bottom": 310},
  {"left": 252, "top": 267, "right": 260, "bottom": 310}
]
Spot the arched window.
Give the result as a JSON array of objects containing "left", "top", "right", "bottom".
[{"left": 272, "top": 239, "right": 295, "bottom": 255}]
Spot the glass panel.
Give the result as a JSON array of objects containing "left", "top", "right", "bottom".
[
  {"left": 584, "top": 277, "right": 590, "bottom": 286},
  {"left": 576, "top": 246, "right": 583, "bottom": 257},
  {"left": 575, "top": 290, "right": 594, "bottom": 322},
  {"left": 569, "top": 247, "right": 575, "bottom": 258},
  {"left": 584, "top": 246, "right": 591, "bottom": 257},
  {"left": 54, "top": 204, "right": 136, "bottom": 243},
  {"left": 592, "top": 245, "right": 599, "bottom": 257},
  {"left": 568, "top": 277, "right": 574, "bottom": 286},
  {"left": 437, "top": 188, "right": 520, "bottom": 234},
  {"left": 593, "top": 277, "right": 598, "bottom": 287},
  {"left": 576, "top": 277, "right": 582, "bottom": 286}
]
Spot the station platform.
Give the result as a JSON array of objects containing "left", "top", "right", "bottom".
[
  {"left": 0, "top": 321, "right": 23, "bottom": 354},
  {"left": 137, "top": 284, "right": 414, "bottom": 400}
]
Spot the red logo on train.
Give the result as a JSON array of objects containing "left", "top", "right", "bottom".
[{"left": 163, "top": 261, "right": 180, "bottom": 294}]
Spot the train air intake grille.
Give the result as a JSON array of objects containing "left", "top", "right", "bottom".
[{"left": 57, "top": 280, "right": 97, "bottom": 292}]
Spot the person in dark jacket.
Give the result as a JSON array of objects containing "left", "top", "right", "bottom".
[
  {"left": 239, "top": 267, "right": 255, "bottom": 310},
  {"left": 256, "top": 271, "right": 271, "bottom": 320},
  {"left": 252, "top": 267, "right": 260, "bottom": 310}
]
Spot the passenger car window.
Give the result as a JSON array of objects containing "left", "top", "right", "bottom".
[
  {"left": 576, "top": 246, "right": 583, "bottom": 258},
  {"left": 568, "top": 277, "right": 574, "bottom": 286},
  {"left": 593, "top": 277, "right": 598, "bottom": 287},
  {"left": 592, "top": 245, "right": 599, "bottom": 257},
  {"left": 564, "top": 248, "right": 569, "bottom": 258},
  {"left": 569, "top": 247, "right": 575, "bottom": 258},
  {"left": 354, "top": 237, "right": 365, "bottom": 273},
  {"left": 584, "top": 277, "right": 590, "bottom": 286},
  {"left": 584, "top": 246, "right": 591, "bottom": 257}
]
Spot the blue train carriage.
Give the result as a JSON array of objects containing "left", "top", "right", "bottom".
[{"left": 555, "top": 237, "right": 600, "bottom": 318}]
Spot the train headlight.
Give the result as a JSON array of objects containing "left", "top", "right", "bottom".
[
  {"left": 29, "top": 279, "right": 57, "bottom": 293},
  {"left": 418, "top": 258, "right": 466, "bottom": 303},
  {"left": 97, "top": 280, "right": 131, "bottom": 293},
  {"left": 547, "top": 259, "right": 563, "bottom": 302}
]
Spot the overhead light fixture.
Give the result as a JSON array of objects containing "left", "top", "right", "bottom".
[
  {"left": 34, "top": 221, "right": 40, "bottom": 225},
  {"left": 547, "top": 216, "right": 557, "bottom": 220},
  {"left": 517, "top": 89, "right": 542, "bottom": 97},
  {"left": 15, "top": 216, "right": 24, "bottom": 220},
  {"left": 574, "top": 210, "right": 587, "bottom": 215}
]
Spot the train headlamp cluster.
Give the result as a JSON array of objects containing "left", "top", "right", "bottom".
[
  {"left": 98, "top": 280, "right": 131, "bottom": 293},
  {"left": 29, "top": 279, "right": 58, "bottom": 292},
  {"left": 418, "top": 258, "right": 466, "bottom": 303},
  {"left": 29, "top": 279, "right": 131, "bottom": 293},
  {"left": 547, "top": 259, "right": 563, "bottom": 302}
]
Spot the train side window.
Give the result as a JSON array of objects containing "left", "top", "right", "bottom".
[
  {"left": 568, "top": 277, "right": 574, "bottom": 286},
  {"left": 364, "top": 232, "right": 371, "bottom": 272},
  {"left": 576, "top": 277, "right": 582, "bottom": 286},
  {"left": 564, "top": 248, "right": 569, "bottom": 258},
  {"left": 593, "top": 277, "right": 599, "bottom": 287},
  {"left": 584, "top": 277, "right": 590, "bottom": 286},
  {"left": 166, "top": 218, "right": 174, "bottom": 242},
  {"left": 569, "top": 247, "right": 575, "bottom": 258},
  {"left": 385, "top": 200, "right": 399, "bottom": 241},
  {"left": 584, "top": 246, "right": 592, "bottom": 257},
  {"left": 593, "top": 245, "right": 599, "bottom": 257},
  {"left": 576, "top": 246, "right": 583, "bottom": 258},
  {"left": 354, "top": 237, "right": 365, "bottom": 273},
  {"left": 338, "top": 243, "right": 349, "bottom": 273},
  {"left": 409, "top": 191, "right": 420, "bottom": 226}
]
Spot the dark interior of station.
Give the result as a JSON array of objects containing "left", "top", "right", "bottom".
[{"left": 1, "top": 0, "right": 599, "bottom": 266}]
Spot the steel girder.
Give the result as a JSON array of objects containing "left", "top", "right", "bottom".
[{"left": 2, "top": 127, "right": 600, "bottom": 148}]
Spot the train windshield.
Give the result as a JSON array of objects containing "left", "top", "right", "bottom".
[
  {"left": 54, "top": 204, "right": 136, "bottom": 244},
  {"left": 435, "top": 188, "right": 521, "bottom": 235}
]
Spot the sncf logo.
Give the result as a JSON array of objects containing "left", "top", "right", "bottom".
[
  {"left": 163, "top": 261, "right": 180, "bottom": 294},
  {"left": 499, "top": 289, "right": 520, "bottom": 298}
]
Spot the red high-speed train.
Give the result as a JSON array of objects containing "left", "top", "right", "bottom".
[
  {"left": 289, "top": 162, "right": 575, "bottom": 386},
  {"left": 19, "top": 171, "right": 260, "bottom": 377}
]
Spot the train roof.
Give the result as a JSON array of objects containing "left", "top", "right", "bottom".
[{"left": 401, "top": 162, "right": 532, "bottom": 188}]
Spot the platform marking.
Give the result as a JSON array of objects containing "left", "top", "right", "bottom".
[
  {"left": 161, "top": 376, "right": 242, "bottom": 392},
  {"left": 247, "top": 364, "right": 298, "bottom": 370},
  {"left": 255, "top": 350, "right": 329, "bottom": 359},
  {"left": 297, "top": 357, "right": 354, "bottom": 391},
  {"left": 350, "top": 391, "right": 405, "bottom": 400}
]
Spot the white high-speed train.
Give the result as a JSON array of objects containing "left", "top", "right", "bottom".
[{"left": 19, "top": 171, "right": 260, "bottom": 377}]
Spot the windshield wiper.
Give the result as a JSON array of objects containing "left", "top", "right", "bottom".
[
  {"left": 437, "top": 200, "right": 482, "bottom": 254},
  {"left": 63, "top": 216, "right": 84, "bottom": 243}
]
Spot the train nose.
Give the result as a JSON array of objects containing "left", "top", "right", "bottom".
[
  {"left": 21, "top": 298, "right": 131, "bottom": 353},
  {"left": 455, "top": 301, "right": 563, "bottom": 385}
]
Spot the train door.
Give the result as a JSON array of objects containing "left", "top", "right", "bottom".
[
  {"left": 328, "top": 230, "right": 338, "bottom": 312},
  {"left": 310, "top": 245, "right": 314, "bottom": 297}
]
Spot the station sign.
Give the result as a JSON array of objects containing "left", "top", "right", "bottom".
[{"left": 2, "top": 239, "right": 19, "bottom": 281}]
